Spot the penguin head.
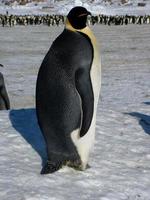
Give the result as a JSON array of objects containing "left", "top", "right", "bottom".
[{"left": 67, "top": 6, "right": 91, "bottom": 30}]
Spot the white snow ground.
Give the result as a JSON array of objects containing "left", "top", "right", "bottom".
[{"left": 0, "top": 24, "right": 150, "bottom": 200}]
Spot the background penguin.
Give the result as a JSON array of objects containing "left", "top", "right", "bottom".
[
  {"left": 0, "top": 64, "right": 10, "bottom": 110},
  {"left": 36, "top": 6, "right": 101, "bottom": 174}
]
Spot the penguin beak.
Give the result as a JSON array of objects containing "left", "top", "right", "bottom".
[{"left": 78, "top": 11, "right": 91, "bottom": 17}]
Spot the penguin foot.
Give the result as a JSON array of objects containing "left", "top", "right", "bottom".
[
  {"left": 41, "top": 160, "right": 62, "bottom": 174},
  {"left": 67, "top": 159, "right": 83, "bottom": 171},
  {"left": 70, "top": 162, "right": 91, "bottom": 171}
]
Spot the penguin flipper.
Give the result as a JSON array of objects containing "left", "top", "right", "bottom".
[
  {"left": 75, "top": 68, "right": 94, "bottom": 138},
  {"left": 0, "top": 73, "right": 10, "bottom": 110}
]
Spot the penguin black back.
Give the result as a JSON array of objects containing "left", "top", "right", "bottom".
[{"left": 37, "top": 28, "right": 94, "bottom": 132}]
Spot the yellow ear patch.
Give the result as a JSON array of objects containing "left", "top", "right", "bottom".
[{"left": 65, "top": 18, "right": 76, "bottom": 32}]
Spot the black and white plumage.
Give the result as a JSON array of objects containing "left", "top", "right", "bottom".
[
  {"left": 36, "top": 6, "right": 101, "bottom": 174},
  {"left": 0, "top": 65, "right": 10, "bottom": 110}
]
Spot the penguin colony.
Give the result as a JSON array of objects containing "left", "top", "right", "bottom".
[
  {"left": 0, "top": 14, "right": 150, "bottom": 27},
  {"left": 36, "top": 6, "right": 101, "bottom": 174}
]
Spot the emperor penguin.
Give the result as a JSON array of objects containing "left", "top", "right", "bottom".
[
  {"left": 0, "top": 65, "right": 10, "bottom": 110},
  {"left": 36, "top": 6, "right": 101, "bottom": 174}
]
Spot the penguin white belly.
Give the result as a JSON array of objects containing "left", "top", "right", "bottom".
[{"left": 71, "top": 27, "right": 101, "bottom": 169}]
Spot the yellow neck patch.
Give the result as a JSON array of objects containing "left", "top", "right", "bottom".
[{"left": 65, "top": 18, "right": 97, "bottom": 47}]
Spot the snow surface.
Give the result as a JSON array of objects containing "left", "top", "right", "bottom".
[
  {"left": 0, "top": 0, "right": 150, "bottom": 15},
  {"left": 0, "top": 24, "right": 150, "bottom": 199}
]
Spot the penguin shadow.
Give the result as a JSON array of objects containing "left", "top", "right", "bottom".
[
  {"left": 143, "top": 102, "right": 150, "bottom": 105},
  {"left": 9, "top": 108, "right": 47, "bottom": 167},
  {"left": 126, "top": 112, "right": 150, "bottom": 135}
]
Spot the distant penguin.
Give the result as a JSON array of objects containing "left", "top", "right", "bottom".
[
  {"left": 36, "top": 6, "right": 101, "bottom": 174},
  {"left": 0, "top": 65, "right": 10, "bottom": 110}
]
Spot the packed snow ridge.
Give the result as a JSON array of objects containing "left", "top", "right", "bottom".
[{"left": 0, "top": 0, "right": 150, "bottom": 15}]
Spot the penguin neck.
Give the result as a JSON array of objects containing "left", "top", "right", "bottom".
[{"left": 65, "top": 18, "right": 97, "bottom": 46}]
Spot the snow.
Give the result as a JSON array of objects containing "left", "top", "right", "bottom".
[
  {"left": 0, "top": 0, "right": 150, "bottom": 15},
  {"left": 0, "top": 24, "right": 150, "bottom": 199}
]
